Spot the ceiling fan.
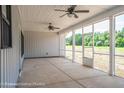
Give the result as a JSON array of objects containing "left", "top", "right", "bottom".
[
  {"left": 48, "top": 23, "right": 60, "bottom": 31},
  {"left": 55, "top": 5, "right": 89, "bottom": 18}
]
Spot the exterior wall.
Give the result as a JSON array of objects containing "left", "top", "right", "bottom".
[
  {"left": 24, "top": 31, "right": 59, "bottom": 58},
  {"left": 0, "top": 6, "right": 23, "bottom": 88}
]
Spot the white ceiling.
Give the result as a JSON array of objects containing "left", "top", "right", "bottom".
[{"left": 18, "top": 5, "right": 115, "bottom": 32}]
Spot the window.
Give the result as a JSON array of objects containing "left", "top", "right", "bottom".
[
  {"left": 21, "top": 32, "right": 24, "bottom": 57},
  {"left": 0, "top": 5, "right": 12, "bottom": 49},
  {"left": 115, "top": 14, "right": 124, "bottom": 78}
]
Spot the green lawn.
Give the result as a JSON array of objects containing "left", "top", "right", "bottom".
[{"left": 66, "top": 45, "right": 124, "bottom": 53}]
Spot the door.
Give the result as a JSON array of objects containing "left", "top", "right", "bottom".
[{"left": 83, "top": 25, "right": 93, "bottom": 67}]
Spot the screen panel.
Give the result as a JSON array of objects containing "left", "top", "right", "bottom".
[
  {"left": 66, "top": 51, "right": 72, "bottom": 60},
  {"left": 94, "top": 20, "right": 109, "bottom": 54},
  {"left": 84, "top": 25, "right": 93, "bottom": 58},
  {"left": 83, "top": 25, "right": 93, "bottom": 67},
  {"left": 94, "top": 54, "right": 109, "bottom": 72},
  {"left": 93, "top": 19, "right": 109, "bottom": 72},
  {"left": 75, "top": 52, "right": 82, "bottom": 64},
  {"left": 74, "top": 28, "right": 82, "bottom": 64},
  {"left": 65, "top": 32, "right": 72, "bottom": 51},
  {"left": 75, "top": 28, "right": 82, "bottom": 52},
  {"left": 115, "top": 14, "right": 124, "bottom": 78}
]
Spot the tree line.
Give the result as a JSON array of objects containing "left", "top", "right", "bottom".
[{"left": 66, "top": 27, "right": 124, "bottom": 47}]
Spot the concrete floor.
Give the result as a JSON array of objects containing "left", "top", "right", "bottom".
[{"left": 17, "top": 57, "right": 124, "bottom": 88}]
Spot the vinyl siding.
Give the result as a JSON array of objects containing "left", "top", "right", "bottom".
[
  {"left": 0, "top": 6, "right": 23, "bottom": 88},
  {"left": 24, "top": 31, "right": 59, "bottom": 58}
]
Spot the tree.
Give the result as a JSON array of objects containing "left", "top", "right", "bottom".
[
  {"left": 65, "top": 27, "right": 124, "bottom": 48},
  {"left": 75, "top": 34, "right": 82, "bottom": 45},
  {"left": 115, "top": 27, "right": 124, "bottom": 47},
  {"left": 66, "top": 36, "right": 72, "bottom": 45}
]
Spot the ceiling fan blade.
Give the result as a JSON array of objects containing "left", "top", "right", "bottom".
[
  {"left": 74, "top": 10, "right": 89, "bottom": 13},
  {"left": 54, "top": 27, "right": 60, "bottom": 29},
  {"left": 54, "top": 9, "right": 66, "bottom": 12},
  {"left": 27, "top": 21, "right": 49, "bottom": 25},
  {"left": 60, "top": 13, "right": 67, "bottom": 18},
  {"left": 73, "top": 13, "right": 78, "bottom": 18},
  {"left": 55, "top": 27, "right": 60, "bottom": 29}
]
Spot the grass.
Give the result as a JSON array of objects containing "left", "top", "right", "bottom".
[
  {"left": 65, "top": 45, "right": 124, "bottom": 78},
  {"left": 66, "top": 45, "right": 124, "bottom": 51},
  {"left": 66, "top": 45, "right": 124, "bottom": 54}
]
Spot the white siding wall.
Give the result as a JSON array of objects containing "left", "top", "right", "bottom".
[
  {"left": 0, "top": 6, "right": 23, "bottom": 88},
  {"left": 24, "top": 31, "right": 59, "bottom": 58}
]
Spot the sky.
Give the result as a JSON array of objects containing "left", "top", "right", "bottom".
[
  {"left": 115, "top": 14, "right": 124, "bottom": 31},
  {"left": 66, "top": 14, "right": 124, "bottom": 37}
]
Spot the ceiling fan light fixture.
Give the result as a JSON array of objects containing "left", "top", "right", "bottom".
[
  {"left": 49, "top": 29, "right": 53, "bottom": 31},
  {"left": 68, "top": 14, "right": 73, "bottom": 17}
]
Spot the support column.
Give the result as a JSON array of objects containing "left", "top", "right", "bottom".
[
  {"left": 58, "top": 33, "right": 61, "bottom": 57},
  {"left": 109, "top": 16, "right": 115, "bottom": 76},
  {"left": 82, "top": 27, "right": 84, "bottom": 64},
  {"left": 72, "top": 30, "right": 75, "bottom": 63},
  {"left": 64, "top": 34, "right": 66, "bottom": 58},
  {"left": 92, "top": 24, "right": 94, "bottom": 68}
]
